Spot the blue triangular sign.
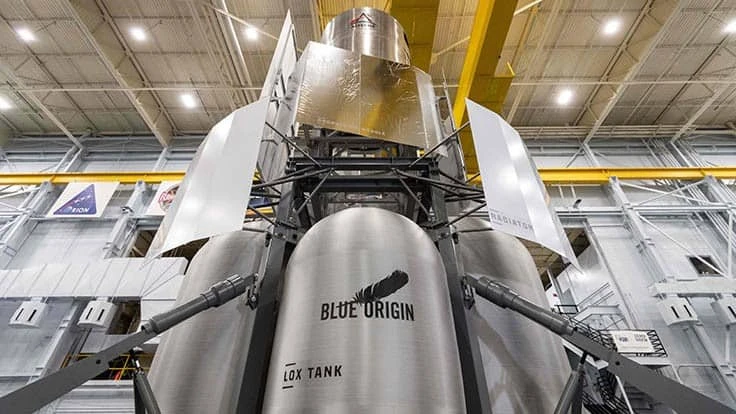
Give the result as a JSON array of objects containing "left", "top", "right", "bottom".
[{"left": 54, "top": 184, "right": 97, "bottom": 215}]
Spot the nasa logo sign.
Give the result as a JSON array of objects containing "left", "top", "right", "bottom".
[
  {"left": 156, "top": 183, "right": 179, "bottom": 212},
  {"left": 145, "top": 181, "right": 181, "bottom": 216}
]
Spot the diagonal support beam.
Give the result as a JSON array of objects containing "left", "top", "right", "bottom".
[
  {"left": 670, "top": 71, "right": 736, "bottom": 142},
  {"left": 0, "top": 62, "right": 84, "bottom": 148},
  {"left": 452, "top": 0, "right": 519, "bottom": 173},
  {"left": 62, "top": 0, "right": 174, "bottom": 147},
  {"left": 390, "top": 0, "right": 440, "bottom": 71},
  {"left": 578, "top": 0, "right": 680, "bottom": 144}
]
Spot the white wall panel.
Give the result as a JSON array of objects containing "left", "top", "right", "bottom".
[
  {"left": 9, "top": 222, "right": 115, "bottom": 268},
  {"left": 0, "top": 301, "right": 73, "bottom": 376}
]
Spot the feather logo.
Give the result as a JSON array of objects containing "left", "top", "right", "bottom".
[{"left": 352, "top": 270, "right": 409, "bottom": 303}]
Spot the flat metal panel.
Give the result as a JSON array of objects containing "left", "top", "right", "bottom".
[
  {"left": 466, "top": 99, "right": 578, "bottom": 266},
  {"left": 0, "top": 258, "right": 185, "bottom": 299},
  {"left": 296, "top": 41, "right": 442, "bottom": 150},
  {"left": 0, "top": 270, "right": 20, "bottom": 297},
  {"left": 360, "top": 55, "right": 427, "bottom": 147},
  {"left": 0, "top": 269, "right": 16, "bottom": 296},
  {"left": 30, "top": 263, "right": 75, "bottom": 297},
  {"left": 260, "top": 11, "right": 297, "bottom": 101},
  {"left": 96, "top": 259, "right": 129, "bottom": 296},
  {"left": 71, "top": 260, "right": 110, "bottom": 298},
  {"left": 147, "top": 98, "right": 269, "bottom": 258},
  {"left": 4, "top": 267, "right": 42, "bottom": 298}
]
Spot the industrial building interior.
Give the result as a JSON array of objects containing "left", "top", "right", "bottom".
[{"left": 0, "top": 0, "right": 736, "bottom": 413}]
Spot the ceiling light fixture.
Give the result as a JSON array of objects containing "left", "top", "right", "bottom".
[
  {"left": 180, "top": 93, "right": 197, "bottom": 109},
  {"left": 556, "top": 89, "right": 573, "bottom": 106},
  {"left": 602, "top": 19, "right": 621, "bottom": 36},
  {"left": 16, "top": 28, "right": 36, "bottom": 43},
  {"left": 725, "top": 19, "right": 736, "bottom": 33},
  {"left": 130, "top": 26, "right": 147, "bottom": 41},
  {"left": 245, "top": 27, "right": 259, "bottom": 41},
  {"left": 0, "top": 97, "right": 12, "bottom": 111}
]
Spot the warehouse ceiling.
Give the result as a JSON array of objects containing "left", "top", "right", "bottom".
[{"left": 0, "top": 0, "right": 735, "bottom": 142}]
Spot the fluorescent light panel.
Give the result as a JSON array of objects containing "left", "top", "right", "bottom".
[
  {"left": 725, "top": 19, "right": 736, "bottom": 33},
  {"left": 16, "top": 28, "right": 35, "bottom": 42},
  {"left": 602, "top": 19, "right": 621, "bottom": 35},
  {"left": 130, "top": 26, "right": 147, "bottom": 41},
  {"left": 245, "top": 27, "right": 259, "bottom": 40},
  {"left": 180, "top": 93, "right": 197, "bottom": 108},
  {"left": 0, "top": 97, "right": 12, "bottom": 110},
  {"left": 556, "top": 89, "right": 573, "bottom": 106}
]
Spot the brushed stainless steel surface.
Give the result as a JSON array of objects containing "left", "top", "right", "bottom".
[
  {"left": 149, "top": 226, "right": 267, "bottom": 414},
  {"left": 262, "top": 208, "right": 465, "bottom": 413},
  {"left": 456, "top": 218, "right": 569, "bottom": 413},
  {"left": 296, "top": 41, "right": 443, "bottom": 151},
  {"left": 321, "top": 8, "right": 410, "bottom": 65}
]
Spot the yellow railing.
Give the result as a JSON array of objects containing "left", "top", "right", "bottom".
[{"left": 1, "top": 167, "right": 735, "bottom": 186}]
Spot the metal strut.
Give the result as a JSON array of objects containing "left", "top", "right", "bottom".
[
  {"left": 131, "top": 348, "right": 161, "bottom": 414},
  {"left": 0, "top": 274, "right": 258, "bottom": 414},
  {"left": 464, "top": 274, "right": 736, "bottom": 414}
]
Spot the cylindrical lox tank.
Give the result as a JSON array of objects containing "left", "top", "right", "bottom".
[
  {"left": 321, "top": 7, "right": 411, "bottom": 65},
  {"left": 149, "top": 227, "right": 267, "bottom": 413},
  {"left": 455, "top": 218, "right": 569, "bottom": 413},
  {"left": 262, "top": 208, "right": 465, "bottom": 413}
]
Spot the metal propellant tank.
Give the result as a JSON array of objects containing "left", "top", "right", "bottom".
[
  {"left": 321, "top": 7, "right": 411, "bottom": 65},
  {"left": 455, "top": 217, "right": 570, "bottom": 413},
  {"left": 149, "top": 227, "right": 267, "bottom": 413},
  {"left": 262, "top": 207, "right": 465, "bottom": 413}
]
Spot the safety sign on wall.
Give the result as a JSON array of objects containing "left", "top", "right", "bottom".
[
  {"left": 47, "top": 182, "right": 119, "bottom": 218},
  {"left": 145, "top": 181, "right": 180, "bottom": 216}
]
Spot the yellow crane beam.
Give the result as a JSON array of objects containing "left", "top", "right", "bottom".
[
  {"left": 390, "top": 0, "right": 440, "bottom": 71},
  {"left": 0, "top": 172, "right": 185, "bottom": 185},
  {"left": 1, "top": 168, "right": 736, "bottom": 186},
  {"left": 452, "top": 0, "right": 519, "bottom": 174}
]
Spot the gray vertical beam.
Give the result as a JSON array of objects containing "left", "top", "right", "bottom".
[
  {"left": 237, "top": 185, "right": 296, "bottom": 413},
  {"left": 430, "top": 165, "right": 490, "bottom": 414}
]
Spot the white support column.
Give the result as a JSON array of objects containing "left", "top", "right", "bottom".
[
  {"left": 103, "top": 180, "right": 148, "bottom": 258},
  {"left": 0, "top": 181, "right": 54, "bottom": 268},
  {"left": 104, "top": 146, "right": 173, "bottom": 258},
  {"left": 686, "top": 324, "right": 736, "bottom": 402},
  {"left": 609, "top": 177, "right": 674, "bottom": 282}
]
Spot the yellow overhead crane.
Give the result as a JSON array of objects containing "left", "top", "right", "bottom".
[
  {"left": 1, "top": 168, "right": 736, "bottom": 186},
  {"left": 452, "top": 0, "right": 519, "bottom": 174}
]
